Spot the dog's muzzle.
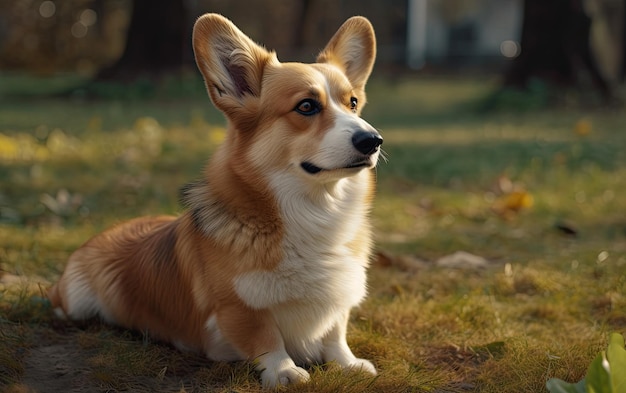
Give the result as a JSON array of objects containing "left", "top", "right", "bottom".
[{"left": 300, "top": 129, "right": 383, "bottom": 175}]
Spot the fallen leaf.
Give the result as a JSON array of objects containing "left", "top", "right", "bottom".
[
  {"left": 374, "top": 251, "right": 427, "bottom": 272},
  {"left": 492, "top": 190, "right": 534, "bottom": 218},
  {"left": 436, "top": 251, "right": 489, "bottom": 269},
  {"left": 502, "top": 191, "right": 534, "bottom": 210},
  {"left": 555, "top": 221, "right": 578, "bottom": 236},
  {"left": 574, "top": 118, "right": 592, "bottom": 136}
]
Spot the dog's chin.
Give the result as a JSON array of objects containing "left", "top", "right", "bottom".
[{"left": 300, "top": 160, "right": 373, "bottom": 175}]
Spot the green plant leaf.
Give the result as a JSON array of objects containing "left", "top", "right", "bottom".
[
  {"left": 586, "top": 352, "right": 611, "bottom": 393},
  {"left": 607, "top": 333, "right": 626, "bottom": 393},
  {"left": 546, "top": 378, "right": 587, "bottom": 393},
  {"left": 547, "top": 333, "right": 626, "bottom": 393}
]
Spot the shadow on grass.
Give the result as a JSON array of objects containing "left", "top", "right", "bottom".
[{"left": 0, "top": 71, "right": 209, "bottom": 101}]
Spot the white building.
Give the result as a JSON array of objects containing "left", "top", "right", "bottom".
[{"left": 407, "top": 0, "right": 523, "bottom": 68}]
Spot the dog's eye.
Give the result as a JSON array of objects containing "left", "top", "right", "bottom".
[
  {"left": 349, "top": 97, "right": 358, "bottom": 112},
  {"left": 295, "top": 99, "right": 321, "bottom": 116}
]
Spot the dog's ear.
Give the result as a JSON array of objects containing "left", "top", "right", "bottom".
[
  {"left": 317, "top": 17, "right": 376, "bottom": 90},
  {"left": 193, "top": 14, "right": 274, "bottom": 115}
]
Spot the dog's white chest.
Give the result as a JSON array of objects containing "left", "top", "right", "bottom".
[
  {"left": 231, "top": 173, "right": 371, "bottom": 361},
  {"left": 233, "top": 245, "right": 368, "bottom": 312},
  {"left": 234, "top": 172, "right": 370, "bottom": 310},
  {"left": 233, "top": 246, "right": 367, "bottom": 363}
]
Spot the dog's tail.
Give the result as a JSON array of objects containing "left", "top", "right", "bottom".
[
  {"left": 47, "top": 284, "right": 60, "bottom": 307},
  {"left": 47, "top": 283, "right": 67, "bottom": 319}
]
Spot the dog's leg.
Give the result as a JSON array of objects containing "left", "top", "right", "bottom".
[
  {"left": 322, "top": 312, "right": 376, "bottom": 375},
  {"left": 215, "top": 305, "right": 310, "bottom": 388}
]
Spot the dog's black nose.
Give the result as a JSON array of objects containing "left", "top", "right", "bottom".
[{"left": 352, "top": 130, "right": 383, "bottom": 155}]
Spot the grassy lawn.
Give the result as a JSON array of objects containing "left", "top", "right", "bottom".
[{"left": 1, "top": 75, "right": 625, "bottom": 392}]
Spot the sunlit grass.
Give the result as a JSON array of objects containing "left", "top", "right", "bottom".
[{"left": 1, "top": 75, "right": 625, "bottom": 392}]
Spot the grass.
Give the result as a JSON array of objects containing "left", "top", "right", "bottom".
[{"left": 1, "top": 74, "right": 625, "bottom": 392}]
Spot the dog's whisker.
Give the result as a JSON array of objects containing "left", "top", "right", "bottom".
[{"left": 379, "top": 148, "right": 389, "bottom": 164}]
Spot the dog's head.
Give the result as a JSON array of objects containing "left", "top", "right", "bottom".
[{"left": 193, "top": 14, "right": 381, "bottom": 183}]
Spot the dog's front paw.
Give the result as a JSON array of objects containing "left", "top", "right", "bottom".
[
  {"left": 257, "top": 352, "right": 310, "bottom": 388},
  {"left": 344, "top": 358, "right": 377, "bottom": 375},
  {"left": 260, "top": 364, "right": 310, "bottom": 388}
]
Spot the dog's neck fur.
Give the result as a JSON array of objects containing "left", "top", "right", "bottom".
[
  {"left": 180, "top": 157, "right": 372, "bottom": 256},
  {"left": 271, "top": 169, "right": 372, "bottom": 252},
  {"left": 180, "top": 173, "right": 280, "bottom": 251}
]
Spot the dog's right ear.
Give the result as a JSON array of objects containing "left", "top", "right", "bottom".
[{"left": 193, "top": 14, "right": 274, "bottom": 116}]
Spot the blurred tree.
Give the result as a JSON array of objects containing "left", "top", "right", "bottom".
[
  {"left": 622, "top": 0, "right": 626, "bottom": 81},
  {"left": 504, "top": 0, "right": 624, "bottom": 102},
  {"left": 0, "top": 0, "right": 129, "bottom": 75},
  {"left": 96, "top": 0, "right": 188, "bottom": 80},
  {"left": 0, "top": 0, "right": 408, "bottom": 77},
  {"left": 293, "top": 0, "right": 312, "bottom": 48}
]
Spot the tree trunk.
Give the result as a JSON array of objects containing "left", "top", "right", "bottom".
[
  {"left": 96, "top": 0, "right": 187, "bottom": 81},
  {"left": 504, "top": 0, "right": 613, "bottom": 100},
  {"left": 622, "top": 0, "right": 626, "bottom": 82},
  {"left": 293, "top": 0, "right": 312, "bottom": 48}
]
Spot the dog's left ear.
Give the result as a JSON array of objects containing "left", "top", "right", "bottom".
[
  {"left": 317, "top": 17, "right": 376, "bottom": 90},
  {"left": 192, "top": 14, "right": 274, "bottom": 118}
]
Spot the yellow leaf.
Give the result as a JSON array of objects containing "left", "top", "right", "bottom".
[
  {"left": 209, "top": 126, "right": 226, "bottom": 145},
  {"left": 574, "top": 118, "right": 592, "bottom": 136},
  {"left": 503, "top": 191, "right": 534, "bottom": 210},
  {"left": 0, "top": 133, "right": 19, "bottom": 161},
  {"left": 133, "top": 117, "right": 161, "bottom": 134},
  {"left": 493, "top": 190, "right": 534, "bottom": 217}
]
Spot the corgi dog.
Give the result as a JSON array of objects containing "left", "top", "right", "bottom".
[{"left": 48, "top": 13, "right": 382, "bottom": 388}]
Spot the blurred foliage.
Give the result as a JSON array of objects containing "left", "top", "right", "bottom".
[
  {"left": 479, "top": 79, "right": 551, "bottom": 112},
  {"left": 0, "top": 0, "right": 130, "bottom": 75},
  {"left": 546, "top": 333, "right": 626, "bottom": 393},
  {"left": 0, "top": 0, "right": 408, "bottom": 76}
]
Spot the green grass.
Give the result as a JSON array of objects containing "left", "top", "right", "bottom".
[{"left": 1, "top": 75, "right": 625, "bottom": 392}]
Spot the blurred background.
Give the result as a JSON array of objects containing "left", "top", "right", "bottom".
[
  {"left": 0, "top": 6, "right": 626, "bottom": 392},
  {"left": 0, "top": 0, "right": 625, "bottom": 231},
  {"left": 0, "top": 1, "right": 625, "bottom": 232},
  {"left": 1, "top": 4, "right": 625, "bottom": 391},
  {"left": 0, "top": 0, "right": 624, "bottom": 101}
]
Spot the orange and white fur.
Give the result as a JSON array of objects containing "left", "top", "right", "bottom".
[{"left": 48, "top": 13, "right": 382, "bottom": 388}]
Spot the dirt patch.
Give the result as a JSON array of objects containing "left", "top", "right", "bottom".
[
  {"left": 21, "top": 339, "right": 99, "bottom": 393},
  {"left": 10, "top": 326, "right": 214, "bottom": 393}
]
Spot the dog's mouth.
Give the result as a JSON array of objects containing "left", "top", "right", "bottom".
[
  {"left": 301, "top": 162, "right": 324, "bottom": 174},
  {"left": 300, "top": 160, "right": 371, "bottom": 175}
]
